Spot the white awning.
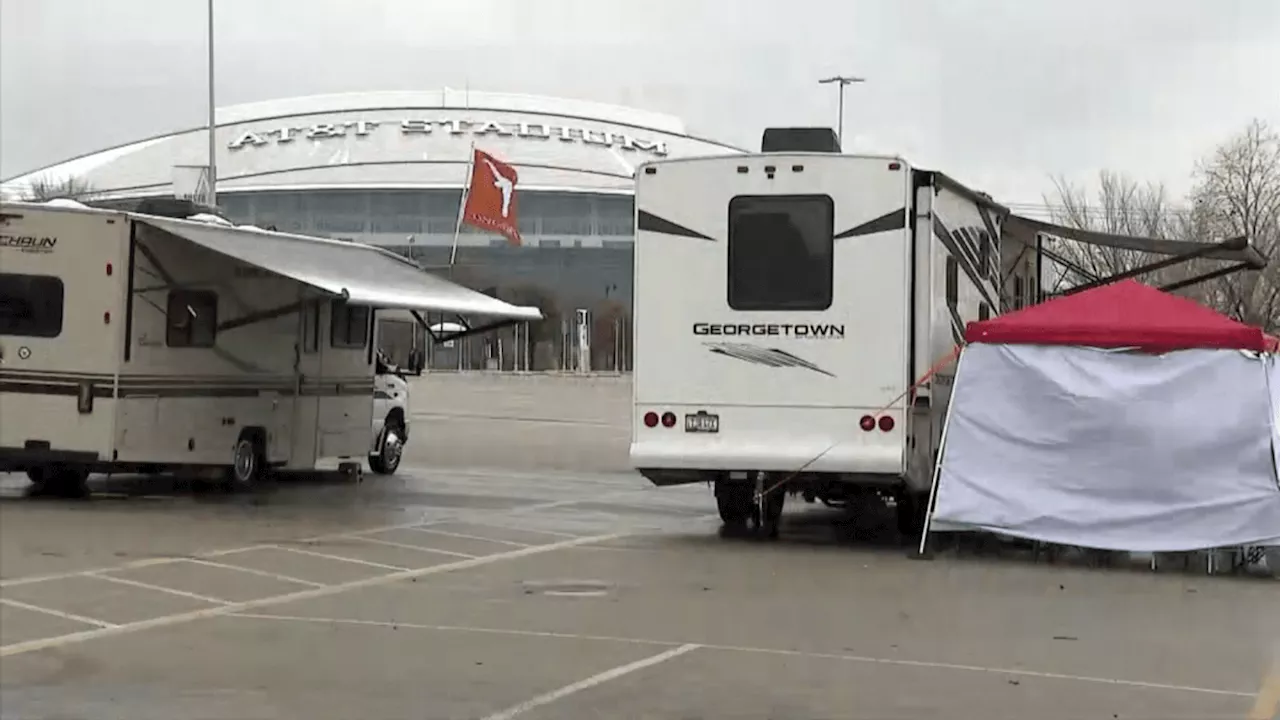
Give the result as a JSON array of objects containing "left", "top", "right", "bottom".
[{"left": 137, "top": 215, "right": 542, "bottom": 322}]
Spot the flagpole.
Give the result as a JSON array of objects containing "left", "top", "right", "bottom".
[{"left": 449, "top": 141, "right": 477, "bottom": 269}]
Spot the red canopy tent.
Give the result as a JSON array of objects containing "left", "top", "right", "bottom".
[{"left": 964, "top": 279, "right": 1271, "bottom": 353}]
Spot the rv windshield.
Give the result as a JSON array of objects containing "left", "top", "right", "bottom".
[
  {"left": 727, "top": 194, "right": 834, "bottom": 311},
  {"left": 0, "top": 273, "right": 65, "bottom": 338}
]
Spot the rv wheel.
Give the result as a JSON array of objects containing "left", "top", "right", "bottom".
[
  {"left": 368, "top": 417, "right": 405, "bottom": 475},
  {"left": 26, "top": 465, "right": 90, "bottom": 498},
  {"left": 714, "top": 479, "right": 752, "bottom": 529},
  {"left": 227, "top": 432, "right": 266, "bottom": 491}
]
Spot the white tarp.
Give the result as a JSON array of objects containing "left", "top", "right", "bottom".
[
  {"left": 1270, "top": 354, "right": 1280, "bottom": 483},
  {"left": 932, "top": 344, "right": 1280, "bottom": 551}
]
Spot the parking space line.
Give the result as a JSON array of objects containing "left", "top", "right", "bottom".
[
  {"left": 403, "top": 528, "right": 531, "bottom": 547},
  {"left": 272, "top": 546, "right": 410, "bottom": 571},
  {"left": 182, "top": 559, "right": 328, "bottom": 589},
  {"left": 89, "top": 573, "right": 232, "bottom": 605},
  {"left": 455, "top": 522, "right": 584, "bottom": 539},
  {"left": 350, "top": 536, "right": 477, "bottom": 558},
  {"left": 226, "top": 613, "right": 1258, "bottom": 699},
  {"left": 0, "top": 597, "right": 118, "bottom": 629},
  {"left": 479, "top": 643, "right": 701, "bottom": 720},
  {"left": 0, "top": 531, "right": 623, "bottom": 658},
  {"left": 0, "top": 519, "right": 431, "bottom": 589},
  {"left": 0, "top": 489, "right": 641, "bottom": 591}
]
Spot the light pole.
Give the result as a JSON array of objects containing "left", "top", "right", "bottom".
[
  {"left": 206, "top": 0, "right": 217, "bottom": 207},
  {"left": 818, "top": 75, "right": 865, "bottom": 148}
]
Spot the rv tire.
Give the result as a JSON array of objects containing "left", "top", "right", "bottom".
[
  {"left": 714, "top": 479, "right": 752, "bottom": 528},
  {"left": 368, "top": 414, "right": 405, "bottom": 476},
  {"left": 27, "top": 465, "right": 90, "bottom": 498},
  {"left": 227, "top": 431, "right": 267, "bottom": 491}
]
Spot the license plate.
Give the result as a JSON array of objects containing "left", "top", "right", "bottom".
[{"left": 685, "top": 412, "right": 719, "bottom": 433}]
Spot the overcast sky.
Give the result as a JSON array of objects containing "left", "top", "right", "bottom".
[{"left": 1, "top": 0, "right": 1276, "bottom": 207}]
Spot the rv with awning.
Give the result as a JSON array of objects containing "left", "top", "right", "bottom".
[
  {"left": 629, "top": 126, "right": 1268, "bottom": 540},
  {"left": 0, "top": 200, "right": 541, "bottom": 494}
]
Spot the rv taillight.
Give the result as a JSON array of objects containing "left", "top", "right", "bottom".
[
  {"left": 660, "top": 412, "right": 677, "bottom": 428},
  {"left": 643, "top": 411, "right": 659, "bottom": 428},
  {"left": 888, "top": 162, "right": 902, "bottom": 171},
  {"left": 103, "top": 312, "right": 110, "bottom": 324},
  {"left": 859, "top": 415, "right": 876, "bottom": 432},
  {"left": 105, "top": 263, "right": 113, "bottom": 276},
  {"left": 878, "top": 416, "right": 895, "bottom": 432}
]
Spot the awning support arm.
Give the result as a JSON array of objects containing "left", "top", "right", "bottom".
[
  {"left": 1157, "top": 262, "right": 1254, "bottom": 293},
  {"left": 409, "top": 310, "right": 525, "bottom": 345},
  {"left": 217, "top": 300, "right": 309, "bottom": 333},
  {"left": 1060, "top": 236, "right": 1250, "bottom": 297}
]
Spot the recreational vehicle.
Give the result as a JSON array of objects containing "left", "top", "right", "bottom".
[
  {"left": 0, "top": 200, "right": 541, "bottom": 494},
  {"left": 629, "top": 126, "right": 1263, "bottom": 540}
]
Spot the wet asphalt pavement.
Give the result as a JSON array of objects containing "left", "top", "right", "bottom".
[{"left": 0, "top": 373, "right": 1276, "bottom": 719}]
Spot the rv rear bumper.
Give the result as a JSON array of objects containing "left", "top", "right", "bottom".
[
  {"left": 629, "top": 440, "right": 903, "bottom": 476},
  {"left": 0, "top": 446, "right": 102, "bottom": 471}
]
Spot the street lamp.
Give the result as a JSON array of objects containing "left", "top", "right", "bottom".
[
  {"left": 206, "top": 0, "right": 217, "bottom": 207},
  {"left": 817, "top": 75, "right": 865, "bottom": 148}
]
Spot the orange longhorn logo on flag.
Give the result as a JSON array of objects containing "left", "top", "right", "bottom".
[{"left": 463, "top": 149, "right": 521, "bottom": 246}]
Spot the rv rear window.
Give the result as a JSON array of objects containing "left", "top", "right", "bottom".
[
  {"left": 727, "top": 194, "right": 834, "bottom": 311},
  {"left": 331, "top": 302, "right": 370, "bottom": 349},
  {"left": 0, "top": 273, "right": 65, "bottom": 338},
  {"left": 165, "top": 290, "right": 218, "bottom": 347}
]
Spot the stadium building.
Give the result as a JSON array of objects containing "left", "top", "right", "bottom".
[{"left": 1, "top": 90, "right": 745, "bottom": 370}]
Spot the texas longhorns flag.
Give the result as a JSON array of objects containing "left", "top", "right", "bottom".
[{"left": 463, "top": 149, "right": 521, "bottom": 246}]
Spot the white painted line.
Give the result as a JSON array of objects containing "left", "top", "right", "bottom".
[
  {"left": 182, "top": 559, "right": 327, "bottom": 589},
  {"left": 272, "top": 546, "right": 410, "bottom": 571},
  {"left": 89, "top": 573, "right": 231, "bottom": 605},
  {"left": 479, "top": 643, "right": 701, "bottom": 720},
  {"left": 0, "top": 597, "right": 118, "bottom": 629},
  {"left": 0, "top": 531, "right": 624, "bottom": 658},
  {"left": 0, "top": 519, "right": 430, "bottom": 589},
  {"left": 457, "top": 522, "right": 583, "bottom": 539},
  {"left": 0, "top": 487, "right": 638, "bottom": 589},
  {"left": 404, "top": 528, "right": 531, "bottom": 547},
  {"left": 227, "top": 614, "right": 1258, "bottom": 699},
  {"left": 350, "top": 536, "right": 477, "bottom": 558}
]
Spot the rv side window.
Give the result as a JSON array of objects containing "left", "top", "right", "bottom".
[
  {"left": 727, "top": 194, "right": 834, "bottom": 311},
  {"left": 0, "top": 273, "right": 65, "bottom": 338},
  {"left": 165, "top": 290, "right": 218, "bottom": 347},
  {"left": 978, "top": 302, "right": 991, "bottom": 321},
  {"left": 331, "top": 302, "right": 370, "bottom": 349},
  {"left": 302, "top": 302, "right": 320, "bottom": 353},
  {"left": 945, "top": 257, "right": 959, "bottom": 307}
]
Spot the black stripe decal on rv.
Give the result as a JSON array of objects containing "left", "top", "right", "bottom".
[
  {"left": 705, "top": 342, "right": 835, "bottom": 377},
  {"left": 834, "top": 208, "right": 907, "bottom": 239},
  {"left": 636, "top": 210, "right": 713, "bottom": 240},
  {"left": 933, "top": 216, "right": 998, "bottom": 309}
]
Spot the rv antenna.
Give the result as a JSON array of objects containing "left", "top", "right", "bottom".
[{"left": 817, "top": 75, "right": 865, "bottom": 148}]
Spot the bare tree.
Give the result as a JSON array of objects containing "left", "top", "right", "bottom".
[
  {"left": 1186, "top": 119, "right": 1280, "bottom": 331},
  {"left": 1042, "top": 171, "right": 1184, "bottom": 292},
  {"left": 20, "top": 174, "right": 96, "bottom": 202}
]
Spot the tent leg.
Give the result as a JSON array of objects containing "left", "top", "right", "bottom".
[{"left": 913, "top": 370, "right": 963, "bottom": 561}]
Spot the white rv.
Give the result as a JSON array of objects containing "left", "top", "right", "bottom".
[
  {"left": 0, "top": 201, "right": 541, "bottom": 494},
  {"left": 629, "top": 128, "right": 1040, "bottom": 538}
]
